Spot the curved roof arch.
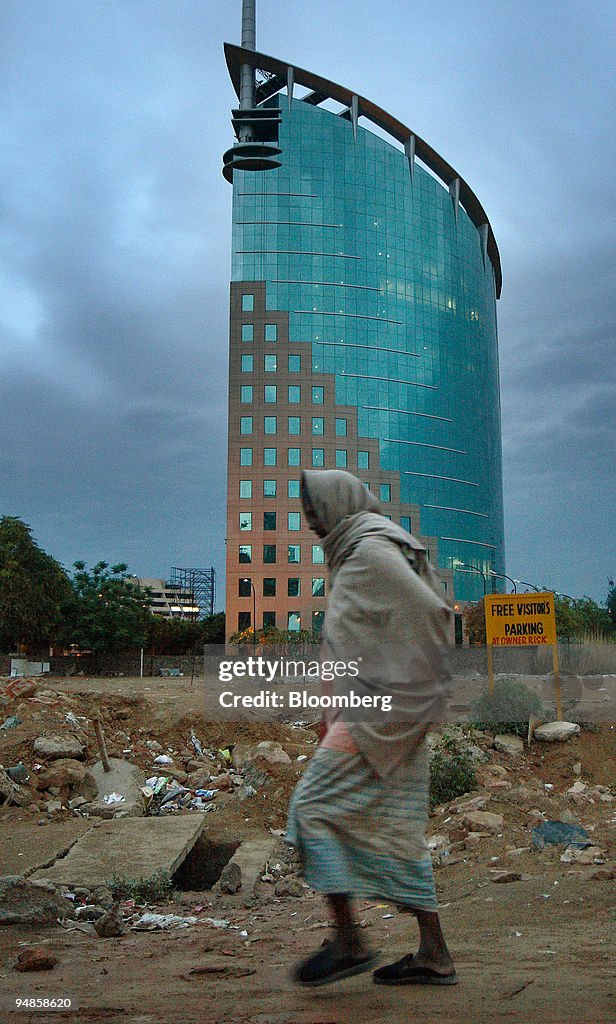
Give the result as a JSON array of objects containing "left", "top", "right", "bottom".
[{"left": 225, "top": 43, "right": 501, "bottom": 298}]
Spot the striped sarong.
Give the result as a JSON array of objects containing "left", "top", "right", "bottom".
[{"left": 286, "top": 742, "right": 437, "bottom": 910}]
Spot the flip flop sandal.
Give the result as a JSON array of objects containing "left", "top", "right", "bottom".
[
  {"left": 293, "top": 941, "right": 380, "bottom": 988},
  {"left": 373, "top": 954, "right": 458, "bottom": 986}
]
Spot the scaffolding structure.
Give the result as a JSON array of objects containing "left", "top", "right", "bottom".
[{"left": 169, "top": 567, "right": 216, "bottom": 620}]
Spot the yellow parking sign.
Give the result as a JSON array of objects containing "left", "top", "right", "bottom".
[{"left": 484, "top": 592, "right": 557, "bottom": 647}]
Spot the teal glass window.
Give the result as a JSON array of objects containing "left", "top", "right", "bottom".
[
  {"left": 288, "top": 385, "right": 301, "bottom": 403},
  {"left": 241, "top": 294, "right": 254, "bottom": 312},
  {"left": 263, "top": 479, "right": 276, "bottom": 498},
  {"left": 380, "top": 484, "right": 391, "bottom": 503},
  {"left": 312, "top": 578, "right": 325, "bottom": 597},
  {"left": 335, "top": 418, "right": 347, "bottom": 437},
  {"left": 263, "top": 578, "right": 276, "bottom": 597},
  {"left": 264, "top": 511, "right": 276, "bottom": 531},
  {"left": 312, "top": 386, "right": 324, "bottom": 404},
  {"left": 264, "top": 416, "right": 277, "bottom": 435},
  {"left": 264, "top": 324, "right": 278, "bottom": 342},
  {"left": 311, "top": 417, "right": 324, "bottom": 435},
  {"left": 288, "top": 512, "right": 301, "bottom": 531},
  {"left": 288, "top": 611, "right": 301, "bottom": 632},
  {"left": 240, "top": 448, "right": 252, "bottom": 466},
  {"left": 240, "top": 385, "right": 253, "bottom": 403},
  {"left": 264, "top": 447, "right": 277, "bottom": 466},
  {"left": 312, "top": 448, "right": 325, "bottom": 467},
  {"left": 288, "top": 416, "right": 301, "bottom": 435},
  {"left": 288, "top": 578, "right": 300, "bottom": 598},
  {"left": 264, "top": 385, "right": 277, "bottom": 403},
  {"left": 288, "top": 479, "right": 300, "bottom": 498},
  {"left": 335, "top": 450, "right": 347, "bottom": 468},
  {"left": 263, "top": 610, "right": 276, "bottom": 629},
  {"left": 263, "top": 544, "right": 277, "bottom": 564},
  {"left": 358, "top": 451, "right": 369, "bottom": 469},
  {"left": 238, "top": 578, "right": 252, "bottom": 597},
  {"left": 288, "top": 354, "right": 301, "bottom": 372},
  {"left": 240, "top": 416, "right": 252, "bottom": 435},
  {"left": 239, "top": 512, "right": 252, "bottom": 531},
  {"left": 239, "top": 480, "right": 252, "bottom": 498},
  {"left": 312, "top": 544, "right": 324, "bottom": 564},
  {"left": 288, "top": 447, "right": 301, "bottom": 466},
  {"left": 264, "top": 354, "right": 277, "bottom": 372},
  {"left": 241, "top": 354, "right": 253, "bottom": 372},
  {"left": 241, "top": 324, "right": 253, "bottom": 342},
  {"left": 401, "top": 515, "right": 411, "bottom": 533},
  {"left": 288, "top": 544, "right": 300, "bottom": 564},
  {"left": 239, "top": 544, "right": 252, "bottom": 564},
  {"left": 312, "top": 610, "right": 325, "bottom": 634},
  {"left": 238, "top": 611, "right": 251, "bottom": 631}
]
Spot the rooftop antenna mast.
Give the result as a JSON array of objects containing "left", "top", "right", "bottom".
[{"left": 222, "top": 0, "right": 282, "bottom": 182}]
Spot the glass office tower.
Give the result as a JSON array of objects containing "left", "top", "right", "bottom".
[{"left": 223, "top": 40, "right": 505, "bottom": 638}]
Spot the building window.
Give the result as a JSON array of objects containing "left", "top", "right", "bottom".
[
  {"left": 335, "top": 449, "right": 347, "bottom": 468},
  {"left": 239, "top": 512, "right": 252, "bottom": 531},
  {"left": 240, "top": 416, "right": 253, "bottom": 435},
  {"left": 288, "top": 611, "right": 301, "bottom": 632},
  {"left": 238, "top": 611, "right": 251, "bottom": 631},
  {"left": 288, "top": 512, "right": 301, "bottom": 531},
  {"left": 288, "top": 578, "right": 300, "bottom": 597},
  {"left": 264, "top": 385, "right": 277, "bottom": 403},
  {"left": 239, "top": 480, "right": 252, "bottom": 499},
  {"left": 312, "top": 386, "right": 324, "bottom": 404},
  {"left": 288, "top": 479, "right": 300, "bottom": 498},
  {"left": 335, "top": 418, "right": 347, "bottom": 437},
  {"left": 264, "top": 416, "right": 277, "bottom": 435},
  {"left": 312, "top": 544, "right": 324, "bottom": 563},
  {"left": 358, "top": 450, "right": 369, "bottom": 469},
  {"left": 400, "top": 515, "right": 411, "bottom": 533},
  {"left": 312, "top": 448, "right": 325, "bottom": 467},
  {"left": 242, "top": 293, "right": 254, "bottom": 312},
  {"left": 240, "top": 385, "right": 253, "bottom": 403},
  {"left": 312, "top": 610, "right": 325, "bottom": 634},
  {"left": 264, "top": 323, "right": 278, "bottom": 342},
  {"left": 263, "top": 611, "right": 276, "bottom": 629},
  {"left": 288, "top": 354, "right": 301, "bottom": 372},
  {"left": 238, "top": 578, "right": 252, "bottom": 597},
  {"left": 241, "top": 354, "right": 253, "bottom": 372},
  {"left": 380, "top": 483, "right": 391, "bottom": 503},
  {"left": 263, "top": 511, "right": 277, "bottom": 531},
  {"left": 288, "top": 385, "right": 301, "bottom": 403},
  {"left": 264, "top": 354, "right": 277, "bottom": 372},
  {"left": 311, "top": 417, "right": 324, "bottom": 435},
  {"left": 263, "top": 578, "right": 276, "bottom": 597},
  {"left": 288, "top": 416, "right": 301, "bottom": 435},
  {"left": 263, "top": 544, "right": 277, "bottom": 564},
  {"left": 241, "top": 324, "right": 253, "bottom": 342},
  {"left": 263, "top": 479, "right": 277, "bottom": 498},
  {"left": 312, "top": 578, "right": 325, "bottom": 597},
  {"left": 264, "top": 447, "right": 277, "bottom": 466},
  {"left": 239, "top": 544, "right": 252, "bottom": 564},
  {"left": 240, "top": 448, "right": 253, "bottom": 466},
  {"left": 288, "top": 447, "right": 301, "bottom": 467},
  {"left": 288, "top": 544, "right": 300, "bottom": 564}
]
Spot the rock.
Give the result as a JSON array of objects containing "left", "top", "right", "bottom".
[
  {"left": 94, "top": 904, "right": 126, "bottom": 937},
  {"left": 462, "top": 811, "right": 504, "bottom": 834},
  {"left": 483, "top": 779, "right": 512, "bottom": 791},
  {"left": 560, "top": 845, "right": 604, "bottom": 865},
  {"left": 81, "top": 758, "right": 146, "bottom": 818},
  {"left": 233, "top": 741, "right": 291, "bottom": 770},
  {"left": 145, "top": 740, "right": 163, "bottom": 753},
  {"left": 33, "top": 735, "right": 85, "bottom": 761},
  {"left": 219, "top": 862, "right": 242, "bottom": 894},
  {"left": 567, "top": 780, "right": 588, "bottom": 796},
  {"left": 89, "top": 886, "right": 114, "bottom": 909},
  {"left": 163, "top": 767, "right": 188, "bottom": 784},
  {"left": 274, "top": 878, "right": 303, "bottom": 898},
  {"left": 490, "top": 870, "right": 522, "bottom": 883},
  {"left": 589, "top": 867, "right": 616, "bottom": 881},
  {"left": 0, "top": 767, "right": 19, "bottom": 805},
  {"left": 188, "top": 768, "right": 213, "bottom": 790},
  {"left": 572, "top": 762, "right": 582, "bottom": 776},
  {"left": 14, "top": 946, "right": 58, "bottom": 972},
  {"left": 0, "top": 876, "right": 72, "bottom": 926},
  {"left": 560, "top": 809, "right": 582, "bottom": 825},
  {"left": 75, "top": 905, "right": 105, "bottom": 921},
  {"left": 464, "top": 832, "right": 489, "bottom": 847},
  {"left": 37, "top": 759, "right": 87, "bottom": 790},
  {"left": 534, "top": 722, "right": 580, "bottom": 743},
  {"left": 211, "top": 773, "right": 232, "bottom": 792},
  {"left": 504, "top": 847, "right": 532, "bottom": 858},
  {"left": 493, "top": 735, "right": 524, "bottom": 756},
  {"left": 46, "top": 800, "right": 64, "bottom": 814},
  {"left": 451, "top": 794, "right": 489, "bottom": 815}
]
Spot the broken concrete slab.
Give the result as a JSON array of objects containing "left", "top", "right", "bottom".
[
  {"left": 0, "top": 877, "right": 73, "bottom": 927},
  {"left": 212, "top": 836, "right": 278, "bottom": 898},
  {"left": 534, "top": 721, "right": 581, "bottom": 742},
  {"left": 3, "top": 819, "right": 94, "bottom": 877},
  {"left": 30, "top": 815, "right": 206, "bottom": 889},
  {"left": 82, "top": 758, "right": 146, "bottom": 818}
]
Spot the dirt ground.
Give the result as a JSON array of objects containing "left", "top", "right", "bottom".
[{"left": 0, "top": 674, "right": 614, "bottom": 1024}]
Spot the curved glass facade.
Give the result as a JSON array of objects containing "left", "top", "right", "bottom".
[{"left": 226, "top": 89, "right": 504, "bottom": 634}]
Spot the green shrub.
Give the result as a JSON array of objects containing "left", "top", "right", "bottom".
[
  {"left": 470, "top": 676, "right": 544, "bottom": 737},
  {"left": 429, "top": 733, "right": 477, "bottom": 809},
  {"left": 108, "top": 870, "right": 174, "bottom": 904}
]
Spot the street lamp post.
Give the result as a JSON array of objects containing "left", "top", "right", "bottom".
[
  {"left": 242, "top": 578, "right": 257, "bottom": 647},
  {"left": 513, "top": 579, "right": 541, "bottom": 593},
  {"left": 452, "top": 559, "right": 487, "bottom": 596},
  {"left": 489, "top": 571, "right": 518, "bottom": 593}
]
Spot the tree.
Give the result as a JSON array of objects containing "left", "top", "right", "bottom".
[
  {"left": 61, "top": 561, "right": 152, "bottom": 655},
  {"left": 554, "top": 594, "right": 612, "bottom": 641},
  {"left": 607, "top": 578, "right": 616, "bottom": 629},
  {"left": 462, "top": 601, "right": 486, "bottom": 644},
  {"left": 0, "top": 516, "right": 71, "bottom": 652}
]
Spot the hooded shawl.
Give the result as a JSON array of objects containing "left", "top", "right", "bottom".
[{"left": 302, "top": 469, "right": 453, "bottom": 779}]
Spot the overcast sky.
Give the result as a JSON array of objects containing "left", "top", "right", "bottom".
[{"left": 1, "top": 0, "right": 614, "bottom": 607}]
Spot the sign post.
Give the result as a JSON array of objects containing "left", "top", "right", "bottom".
[{"left": 484, "top": 592, "right": 561, "bottom": 719}]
